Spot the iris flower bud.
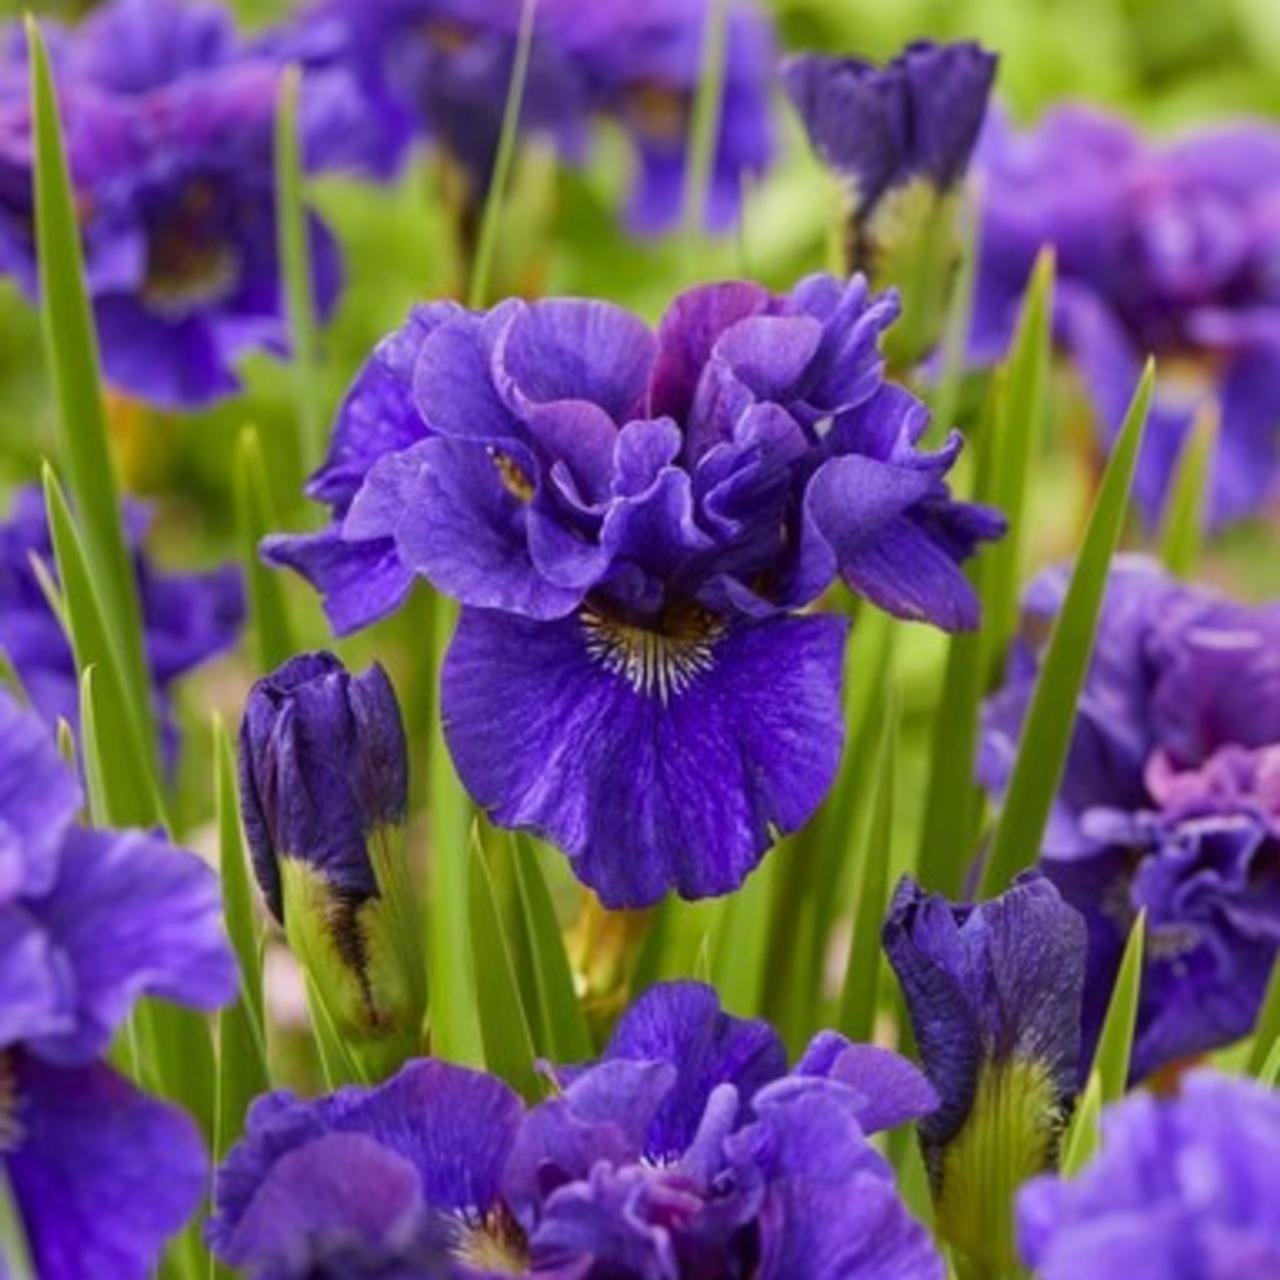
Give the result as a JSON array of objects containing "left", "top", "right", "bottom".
[
  {"left": 883, "top": 872, "right": 1086, "bottom": 1280},
  {"left": 783, "top": 41, "right": 997, "bottom": 367},
  {"left": 239, "top": 652, "right": 423, "bottom": 1080}
]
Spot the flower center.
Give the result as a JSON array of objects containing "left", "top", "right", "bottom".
[
  {"left": 0, "top": 1053, "right": 21, "bottom": 1153},
  {"left": 487, "top": 447, "right": 535, "bottom": 503},
  {"left": 582, "top": 606, "right": 724, "bottom": 704},
  {"left": 423, "top": 18, "right": 476, "bottom": 55},
  {"left": 142, "top": 179, "right": 240, "bottom": 315},
  {"left": 453, "top": 1206, "right": 527, "bottom": 1274},
  {"left": 625, "top": 82, "right": 689, "bottom": 145}
]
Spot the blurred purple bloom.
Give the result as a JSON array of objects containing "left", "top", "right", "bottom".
[
  {"left": 0, "top": 690, "right": 237, "bottom": 1280},
  {"left": 274, "top": 0, "right": 775, "bottom": 235},
  {"left": 0, "top": 0, "right": 349, "bottom": 409},
  {"left": 982, "top": 557, "right": 1280, "bottom": 1080},
  {"left": 209, "top": 981, "right": 941, "bottom": 1279},
  {"left": 1018, "top": 1071, "right": 1280, "bottom": 1279},
  {"left": 272, "top": 0, "right": 587, "bottom": 195},
  {"left": 973, "top": 105, "right": 1280, "bottom": 525},
  {"left": 0, "top": 486, "right": 243, "bottom": 762},
  {"left": 267, "top": 275, "right": 1003, "bottom": 906},
  {"left": 784, "top": 40, "right": 995, "bottom": 274},
  {"left": 883, "top": 873, "right": 1086, "bottom": 1274},
  {"left": 549, "top": 0, "right": 776, "bottom": 233},
  {"left": 239, "top": 651, "right": 409, "bottom": 923}
]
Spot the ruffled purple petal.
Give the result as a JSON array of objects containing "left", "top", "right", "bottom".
[
  {"left": 262, "top": 527, "right": 416, "bottom": 637},
  {"left": 209, "top": 1058, "right": 523, "bottom": 1254},
  {"left": 729, "top": 1085, "right": 944, "bottom": 1280},
  {"left": 0, "top": 692, "right": 79, "bottom": 902},
  {"left": 794, "top": 1034, "right": 939, "bottom": 1135},
  {"left": 214, "top": 1131, "right": 428, "bottom": 1273},
  {"left": 346, "top": 439, "right": 589, "bottom": 620},
  {"left": 310, "top": 303, "right": 454, "bottom": 511},
  {"left": 594, "top": 980, "right": 788, "bottom": 1157},
  {"left": 493, "top": 298, "right": 655, "bottom": 423},
  {"left": 7, "top": 1055, "right": 206, "bottom": 1280},
  {"left": 0, "top": 909, "right": 69, "bottom": 1048},
  {"left": 24, "top": 826, "right": 236, "bottom": 1065}
]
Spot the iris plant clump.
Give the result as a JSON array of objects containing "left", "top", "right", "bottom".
[{"left": 2, "top": 7, "right": 1278, "bottom": 1280}]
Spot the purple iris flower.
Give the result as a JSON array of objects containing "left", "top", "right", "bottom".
[
  {"left": 548, "top": 0, "right": 776, "bottom": 234},
  {"left": 0, "top": 689, "right": 237, "bottom": 1280},
  {"left": 0, "top": 0, "right": 347, "bottom": 409},
  {"left": 972, "top": 105, "right": 1280, "bottom": 525},
  {"left": 783, "top": 41, "right": 996, "bottom": 279},
  {"left": 0, "top": 485, "right": 243, "bottom": 761},
  {"left": 1018, "top": 1071, "right": 1280, "bottom": 1278},
  {"left": 265, "top": 275, "right": 1004, "bottom": 907},
  {"left": 272, "top": 0, "right": 587, "bottom": 200},
  {"left": 208, "top": 980, "right": 942, "bottom": 1279},
  {"left": 982, "top": 557, "right": 1280, "bottom": 1081},
  {"left": 883, "top": 873, "right": 1087, "bottom": 1277}
]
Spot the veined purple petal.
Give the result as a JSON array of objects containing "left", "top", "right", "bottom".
[
  {"left": 7, "top": 1055, "right": 207, "bottom": 1280},
  {"left": 215, "top": 1132, "right": 428, "bottom": 1273},
  {"left": 24, "top": 826, "right": 236, "bottom": 1065},
  {"left": 209, "top": 1058, "right": 523, "bottom": 1256},
  {"left": 262, "top": 527, "right": 416, "bottom": 638},
  {"left": 442, "top": 607, "right": 847, "bottom": 907},
  {"left": 493, "top": 297, "right": 656, "bottom": 424},
  {"left": 730, "top": 1085, "right": 944, "bottom": 1280},
  {"left": 346, "top": 438, "right": 589, "bottom": 620},
  {"left": 595, "top": 980, "right": 787, "bottom": 1157}
]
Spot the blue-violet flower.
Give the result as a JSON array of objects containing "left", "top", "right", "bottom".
[{"left": 265, "top": 275, "right": 1005, "bottom": 907}]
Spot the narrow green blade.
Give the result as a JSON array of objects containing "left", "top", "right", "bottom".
[
  {"left": 1247, "top": 951, "right": 1280, "bottom": 1076},
  {"left": 928, "top": 183, "right": 983, "bottom": 436},
  {"left": 837, "top": 687, "right": 898, "bottom": 1043},
  {"left": 1061, "top": 1069, "right": 1103, "bottom": 1176},
  {"left": 1158, "top": 403, "right": 1217, "bottom": 580},
  {"left": 681, "top": 0, "right": 729, "bottom": 247},
  {"left": 0, "top": 647, "right": 28, "bottom": 703},
  {"left": 301, "top": 968, "right": 369, "bottom": 1090},
  {"left": 233, "top": 426, "right": 297, "bottom": 673},
  {"left": 1259, "top": 1040, "right": 1280, "bottom": 1088},
  {"left": 213, "top": 996, "right": 269, "bottom": 1165},
  {"left": 28, "top": 18, "right": 156, "bottom": 761},
  {"left": 0, "top": 1167, "right": 35, "bottom": 1280},
  {"left": 468, "top": 0, "right": 537, "bottom": 307},
  {"left": 209, "top": 998, "right": 267, "bottom": 1280},
  {"left": 213, "top": 717, "right": 268, "bottom": 1052},
  {"left": 43, "top": 465, "right": 166, "bottom": 829},
  {"left": 512, "top": 833, "right": 593, "bottom": 1062},
  {"left": 915, "top": 624, "right": 986, "bottom": 897},
  {"left": 981, "top": 363, "right": 1154, "bottom": 895},
  {"left": 917, "top": 376, "right": 1001, "bottom": 896},
  {"left": 425, "top": 595, "right": 484, "bottom": 1066},
  {"left": 981, "top": 248, "right": 1055, "bottom": 660},
  {"left": 710, "top": 849, "right": 777, "bottom": 1018},
  {"left": 274, "top": 65, "right": 321, "bottom": 474},
  {"left": 1090, "top": 912, "right": 1146, "bottom": 1105},
  {"left": 77, "top": 667, "right": 109, "bottom": 825},
  {"left": 470, "top": 831, "right": 543, "bottom": 1099}
]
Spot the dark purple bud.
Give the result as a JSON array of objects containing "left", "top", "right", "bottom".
[
  {"left": 883, "top": 872, "right": 1087, "bottom": 1275},
  {"left": 238, "top": 651, "right": 407, "bottom": 923}
]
